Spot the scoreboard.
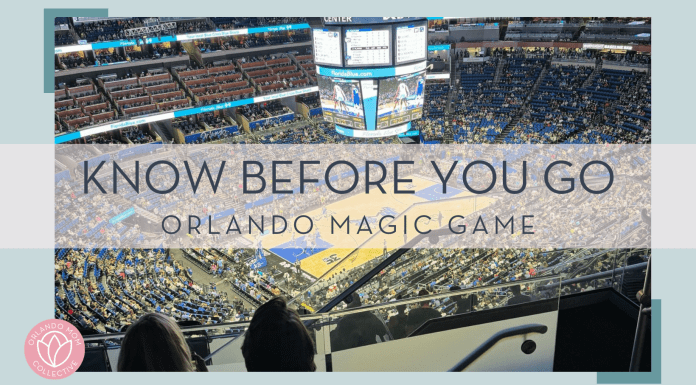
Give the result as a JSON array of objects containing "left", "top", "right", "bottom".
[
  {"left": 313, "top": 27, "right": 342, "bottom": 66},
  {"left": 312, "top": 18, "right": 431, "bottom": 138},
  {"left": 395, "top": 22, "right": 427, "bottom": 64},
  {"left": 344, "top": 27, "right": 392, "bottom": 67}
]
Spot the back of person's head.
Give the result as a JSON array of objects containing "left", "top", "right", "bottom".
[
  {"left": 510, "top": 285, "right": 522, "bottom": 295},
  {"left": 242, "top": 297, "right": 316, "bottom": 372},
  {"left": 627, "top": 255, "right": 643, "bottom": 266},
  {"left": 345, "top": 292, "right": 362, "bottom": 309},
  {"left": 117, "top": 313, "right": 194, "bottom": 372},
  {"left": 418, "top": 289, "right": 430, "bottom": 307},
  {"left": 449, "top": 285, "right": 462, "bottom": 301},
  {"left": 395, "top": 294, "right": 406, "bottom": 314}
]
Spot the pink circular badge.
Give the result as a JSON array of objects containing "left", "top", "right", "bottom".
[{"left": 24, "top": 319, "right": 85, "bottom": 379}]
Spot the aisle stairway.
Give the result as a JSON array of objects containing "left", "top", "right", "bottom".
[
  {"left": 571, "top": 19, "right": 588, "bottom": 41},
  {"left": 498, "top": 20, "right": 508, "bottom": 41},
  {"left": 170, "top": 249, "right": 258, "bottom": 310},
  {"left": 583, "top": 60, "right": 603, "bottom": 88},
  {"left": 445, "top": 68, "right": 458, "bottom": 115},
  {"left": 494, "top": 65, "right": 547, "bottom": 143},
  {"left": 151, "top": 121, "right": 174, "bottom": 143},
  {"left": 493, "top": 58, "right": 506, "bottom": 83}
]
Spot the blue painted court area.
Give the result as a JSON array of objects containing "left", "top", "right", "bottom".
[
  {"left": 414, "top": 184, "right": 462, "bottom": 201},
  {"left": 379, "top": 207, "right": 399, "bottom": 217},
  {"left": 351, "top": 216, "right": 378, "bottom": 226},
  {"left": 269, "top": 235, "right": 334, "bottom": 263}
]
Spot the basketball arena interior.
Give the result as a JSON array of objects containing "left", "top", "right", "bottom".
[{"left": 53, "top": 17, "right": 652, "bottom": 372}]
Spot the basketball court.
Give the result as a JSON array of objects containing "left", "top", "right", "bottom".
[{"left": 250, "top": 175, "right": 495, "bottom": 278}]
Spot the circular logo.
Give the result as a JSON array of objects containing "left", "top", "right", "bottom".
[{"left": 24, "top": 319, "right": 85, "bottom": 379}]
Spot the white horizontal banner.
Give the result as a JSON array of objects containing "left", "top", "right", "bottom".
[
  {"left": 54, "top": 144, "right": 651, "bottom": 250},
  {"left": 425, "top": 73, "right": 450, "bottom": 80}
]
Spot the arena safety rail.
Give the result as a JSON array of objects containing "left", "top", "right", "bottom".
[
  {"left": 542, "top": 260, "right": 647, "bottom": 291},
  {"left": 310, "top": 226, "right": 645, "bottom": 313},
  {"left": 74, "top": 241, "right": 647, "bottom": 370},
  {"left": 80, "top": 274, "right": 563, "bottom": 372},
  {"left": 76, "top": 246, "right": 649, "bottom": 346},
  {"left": 448, "top": 323, "right": 549, "bottom": 371}
]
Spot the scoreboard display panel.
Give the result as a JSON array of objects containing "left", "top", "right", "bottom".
[
  {"left": 344, "top": 26, "right": 392, "bottom": 67},
  {"left": 317, "top": 75, "right": 366, "bottom": 129},
  {"left": 395, "top": 21, "right": 427, "bottom": 64},
  {"left": 312, "top": 27, "right": 342, "bottom": 66},
  {"left": 312, "top": 18, "right": 429, "bottom": 137},
  {"left": 376, "top": 71, "right": 426, "bottom": 129}
]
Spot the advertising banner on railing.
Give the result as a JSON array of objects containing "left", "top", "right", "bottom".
[
  {"left": 185, "top": 126, "right": 239, "bottom": 143},
  {"left": 248, "top": 113, "right": 294, "bottom": 129}
]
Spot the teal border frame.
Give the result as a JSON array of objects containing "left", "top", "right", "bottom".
[
  {"left": 45, "top": 9, "right": 662, "bottom": 383},
  {"left": 597, "top": 299, "right": 661, "bottom": 384},
  {"left": 45, "top": 8, "right": 108, "bottom": 93}
]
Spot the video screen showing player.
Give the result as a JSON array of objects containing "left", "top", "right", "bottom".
[
  {"left": 317, "top": 75, "right": 366, "bottom": 129},
  {"left": 377, "top": 71, "right": 426, "bottom": 128}
]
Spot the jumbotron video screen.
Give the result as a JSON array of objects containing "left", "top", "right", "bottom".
[
  {"left": 377, "top": 71, "right": 425, "bottom": 128},
  {"left": 317, "top": 75, "right": 366, "bottom": 128}
]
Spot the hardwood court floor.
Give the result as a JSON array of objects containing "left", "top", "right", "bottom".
[{"left": 245, "top": 176, "right": 494, "bottom": 278}]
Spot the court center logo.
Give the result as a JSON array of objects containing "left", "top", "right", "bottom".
[{"left": 24, "top": 319, "right": 85, "bottom": 379}]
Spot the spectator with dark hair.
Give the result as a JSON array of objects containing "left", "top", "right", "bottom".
[
  {"left": 117, "top": 313, "right": 207, "bottom": 372},
  {"left": 387, "top": 294, "right": 409, "bottom": 340},
  {"left": 241, "top": 297, "right": 316, "bottom": 372},
  {"left": 449, "top": 285, "right": 473, "bottom": 314},
  {"left": 507, "top": 285, "right": 532, "bottom": 306},
  {"left": 331, "top": 292, "right": 390, "bottom": 351},
  {"left": 405, "top": 289, "right": 441, "bottom": 335}
]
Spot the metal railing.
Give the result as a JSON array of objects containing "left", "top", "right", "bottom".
[
  {"left": 448, "top": 323, "right": 549, "bottom": 371},
  {"left": 82, "top": 274, "right": 561, "bottom": 345}
]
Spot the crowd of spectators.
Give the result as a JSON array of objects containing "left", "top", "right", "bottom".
[
  {"left": 176, "top": 20, "right": 210, "bottom": 34},
  {"left": 56, "top": 17, "right": 310, "bottom": 51},
  {"left": 55, "top": 31, "right": 75, "bottom": 46},
  {"left": 506, "top": 64, "right": 650, "bottom": 144},
  {"left": 445, "top": 50, "right": 651, "bottom": 144},
  {"left": 123, "top": 126, "right": 156, "bottom": 144},
  {"left": 580, "top": 18, "right": 651, "bottom": 45},
  {"left": 505, "top": 18, "right": 581, "bottom": 42},
  {"left": 73, "top": 18, "right": 141, "bottom": 43},
  {"left": 298, "top": 94, "right": 320, "bottom": 109},
  {"left": 94, "top": 49, "right": 127, "bottom": 65},
  {"left": 55, "top": 248, "right": 237, "bottom": 333},
  {"left": 237, "top": 54, "right": 311, "bottom": 95},
  {"left": 55, "top": 80, "right": 118, "bottom": 133},
  {"left": 56, "top": 53, "right": 89, "bottom": 70},
  {"left": 178, "top": 61, "right": 254, "bottom": 107},
  {"left": 239, "top": 100, "right": 294, "bottom": 126},
  {"left": 259, "top": 124, "right": 329, "bottom": 144},
  {"left": 211, "top": 17, "right": 307, "bottom": 30}
]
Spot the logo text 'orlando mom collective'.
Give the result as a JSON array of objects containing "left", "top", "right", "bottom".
[{"left": 24, "top": 319, "right": 85, "bottom": 379}]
